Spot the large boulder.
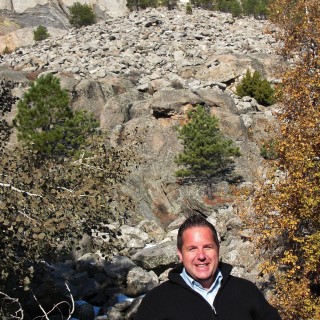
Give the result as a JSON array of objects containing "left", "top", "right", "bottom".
[
  {"left": 131, "top": 241, "right": 179, "bottom": 270},
  {"left": 125, "top": 266, "right": 158, "bottom": 297}
]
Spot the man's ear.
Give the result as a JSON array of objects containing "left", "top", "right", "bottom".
[{"left": 177, "top": 249, "right": 183, "bottom": 262}]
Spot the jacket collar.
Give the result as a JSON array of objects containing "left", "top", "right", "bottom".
[{"left": 168, "top": 261, "right": 233, "bottom": 285}]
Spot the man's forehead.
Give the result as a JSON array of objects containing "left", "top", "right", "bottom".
[{"left": 182, "top": 226, "right": 215, "bottom": 239}]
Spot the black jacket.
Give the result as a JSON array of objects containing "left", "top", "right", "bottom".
[{"left": 134, "top": 262, "right": 281, "bottom": 320}]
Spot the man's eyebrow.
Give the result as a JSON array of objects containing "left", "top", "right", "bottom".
[
  {"left": 185, "top": 243, "right": 215, "bottom": 249},
  {"left": 200, "top": 243, "right": 216, "bottom": 248},
  {"left": 186, "top": 245, "right": 197, "bottom": 249}
]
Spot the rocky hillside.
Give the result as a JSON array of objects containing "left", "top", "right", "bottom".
[
  {"left": 0, "top": 0, "right": 127, "bottom": 17},
  {"left": 0, "top": 0, "right": 128, "bottom": 51},
  {"left": 0, "top": 7, "right": 284, "bottom": 319}
]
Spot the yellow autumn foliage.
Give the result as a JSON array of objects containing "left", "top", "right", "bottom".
[{"left": 244, "top": 0, "right": 320, "bottom": 319}]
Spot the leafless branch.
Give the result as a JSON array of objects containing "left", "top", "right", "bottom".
[
  {"left": 0, "top": 291, "right": 24, "bottom": 320},
  {"left": 0, "top": 283, "right": 74, "bottom": 320},
  {"left": 33, "top": 283, "right": 74, "bottom": 320},
  {"left": 18, "top": 210, "right": 40, "bottom": 224},
  {"left": 0, "top": 183, "right": 43, "bottom": 197},
  {"left": 57, "top": 187, "right": 75, "bottom": 193}
]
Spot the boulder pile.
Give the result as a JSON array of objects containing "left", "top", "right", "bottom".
[
  {"left": 2, "top": 8, "right": 279, "bottom": 82},
  {"left": 26, "top": 209, "right": 260, "bottom": 320}
]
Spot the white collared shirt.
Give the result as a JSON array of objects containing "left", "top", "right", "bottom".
[{"left": 180, "top": 267, "right": 223, "bottom": 306}]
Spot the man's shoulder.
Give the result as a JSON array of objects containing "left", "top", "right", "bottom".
[
  {"left": 143, "top": 273, "right": 187, "bottom": 299},
  {"left": 147, "top": 279, "right": 176, "bottom": 294},
  {"left": 223, "top": 273, "right": 271, "bottom": 302}
]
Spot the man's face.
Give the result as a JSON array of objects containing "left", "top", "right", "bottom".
[{"left": 178, "top": 226, "right": 219, "bottom": 289}]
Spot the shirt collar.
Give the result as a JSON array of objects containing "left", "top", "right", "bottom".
[{"left": 181, "top": 267, "right": 223, "bottom": 291}]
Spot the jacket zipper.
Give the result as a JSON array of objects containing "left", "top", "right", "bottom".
[
  {"left": 184, "top": 286, "right": 218, "bottom": 319},
  {"left": 213, "top": 274, "right": 231, "bottom": 319}
]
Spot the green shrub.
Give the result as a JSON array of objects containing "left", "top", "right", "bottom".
[
  {"left": 242, "top": 0, "right": 269, "bottom": 18},
  {"left": 260, "top": 138, "right": 278, "bottom": 160},
  {"left": 143, "top": 0, "right": 159, "bottom": 8},
  {"left": 126, "top": 0, "right": 137, "bottom": 10},
  {"left": 175, "top": 105, "right": 240, "bottom": 179},
  {"left": 13, "top": 73, "right": 99, "bottom": 157},
  {"left": 214, "top": 0, "right": 269, "bottom": 18},
  {"left": 162, "top": 0, "right": 178, "bottom": 9},
  {"left": 69, "top": 2, "right": 96, "bottom": 28},
  {"left": 217, "top": 0, "right": 242, "bottom": 17},
  {"left": 186, "top": 2, "right": 193, "bottom": 14},
  {"left": 33, "top": 25, "right": 50, "bottom": 42},
  {"left": 127, "top": 0, "right": 158, "bottom": 10},
  {"left": 190, "top": 0, "right": 214, "bottom": 10},
  {"left": 230, "top": 0, "right": 242, "bottom": 17},
  {"left": 236, "top": 69, "right": 275, "bottom": 106},
  {"left": 2, "top": 45, "right": 12, "bottom": 55}
]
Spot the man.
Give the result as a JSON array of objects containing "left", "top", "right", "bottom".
[{"left": 134, "top": 214, "right": 281, "bottom": 320}]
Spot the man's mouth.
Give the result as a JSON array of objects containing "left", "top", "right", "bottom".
[{"left": 196, "top": 263, "right": 209, "bottom": 267}]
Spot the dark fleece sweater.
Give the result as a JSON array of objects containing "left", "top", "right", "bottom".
[{"left": 134, "top": 262, "right": 281, "bottom": 320}]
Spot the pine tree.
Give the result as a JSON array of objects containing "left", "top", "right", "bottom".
[
  {"left": 242, "top": 0, "right": 270, "bottom": 18},
  {"left": 14, "top": 73, "right": 98, "bottom": 157},
  {"left": 33, "top": 25, "right": 50, "bottom": 42},
  {"left": 175, "top": 105, "right": 240, "bottom": 180},
  {"left": 191, "top": 0, "right": 214, "bottom": 10},
  {"left": 217, "top": 0, "right": 242, "bottom": 16},
  {"left": 186, "top": 2, "right": 193, "bottom": 14},
  {"left": 236, "top": 69, "right": 275, "bottom": 106},
  {"left": 68, "top": 2, "right": 96, "bottom": 28}
]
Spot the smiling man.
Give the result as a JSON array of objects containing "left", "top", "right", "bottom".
[{"left": 134, "top": 214, "right": 281, "bottom": 320}]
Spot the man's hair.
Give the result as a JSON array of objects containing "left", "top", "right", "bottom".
[{"left": 177, "top": 214, "right": 220, "bottom": 251}]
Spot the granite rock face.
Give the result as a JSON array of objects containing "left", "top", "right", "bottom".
[
  {"left": 0, "top": 0, "right": 128, "bottom": 16},
  {"left": 1, "top": 7, "right": 281, "bottom": 227},
  {"left": 0, "top": 0, "right": 129, "bottom": 51}
]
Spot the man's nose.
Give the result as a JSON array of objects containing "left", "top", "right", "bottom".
[{"left": 197, "top": 250, "right": 206, "bottom": 260}]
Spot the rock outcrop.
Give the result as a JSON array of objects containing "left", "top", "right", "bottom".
[
  {"left": 0, "top": 0, "right": 128, "bottom": 17},
  {"left": 0, "top": 0, "right": 129, "bottom": 51}
]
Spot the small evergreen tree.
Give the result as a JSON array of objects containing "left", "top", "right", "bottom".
[
  {"left": 217, "top": 0, "right": 242, "bottom": 16},
  {"left": 242, "top": 0, "right": 270, "bottom": 18},
  {"left": 175, "top": 105, "right": 240, "bottom": 180},
  {"left": 229, "top": 0, "right": 242, "bottom": 17},
  {"left": 127, "top": 0, "right": 158, "bottom": 10},
  {"left": 236, "top": 69, "right": 275, "bottom": 106},
  {"left": 162, "top": 0, "right": 178, "bottom": 10},
  {"left": 186, "top": 2, "right": 193, "bottom": 14},
  {"left": 260, "top": 138, "right": 278, "bottom": 160},
  {"left": 13, "top": 73, "right": 98, "bottom": 157},
  {"left": 126, "top": 0, "right": 138, "bottom": 11},
  {"left": 2, "top": 45, "right": 12, "bottom": 55},
  {"left": 33, "top": 25, "right": 50, "bottom": 42},
  {"left": 242, "top": 0, "right": 255, "bottom": 15},
  {"left": 142, "top": 0, "right": 158, "bottom": 9},
  {"left": 191, "top": 0, "right": 214, "bottom": 10},
  {"left": 68, "top": 2, "right": 96, "bottom": 28}
]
